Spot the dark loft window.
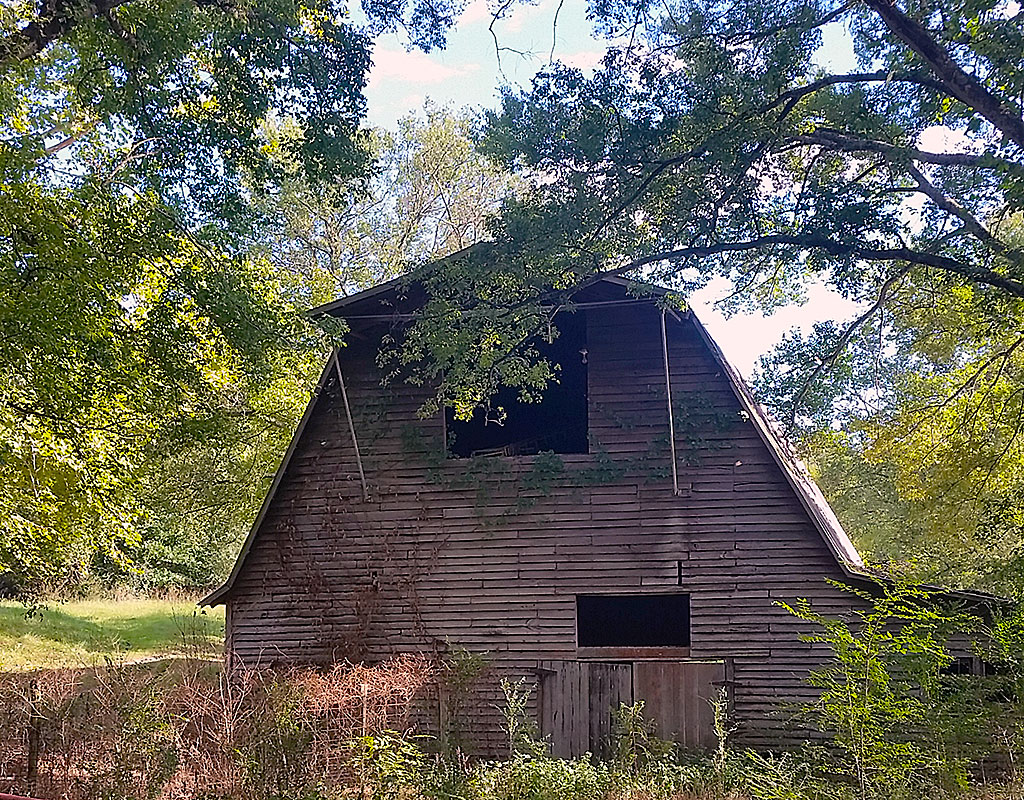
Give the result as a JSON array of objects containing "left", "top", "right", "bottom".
[
  {"left": 576, "top": 594, "right": 691, "bottom": 648},
  {"left": 446, "top": 312, "right": 588, "bottom": 458}
]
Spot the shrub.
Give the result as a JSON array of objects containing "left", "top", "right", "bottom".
[
  {"left": 0, "top": 655, "right": 435, "bottom": 800},
  {"left": 498, "top": 677, "right": 546, "bottom": 759},
  {"left": 347, "top": 731, "right": 428, "bottom": 800},
  {"left": 470, "top": 754, "right": 609, "bottom": 800},
  {"left": 782, "top": 579, "right": 982, "bottom": 800},
  {"left": 610, "top": 701, "right": 675, "bottom": 773}
]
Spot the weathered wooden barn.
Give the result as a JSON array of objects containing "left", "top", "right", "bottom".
[{"left": 202, "top": 274, "right": 977, "bottom": 754}]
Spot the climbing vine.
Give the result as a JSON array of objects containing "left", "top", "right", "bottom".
[{"left": 394, "top": 386, "right": 743, "bottom": 518}]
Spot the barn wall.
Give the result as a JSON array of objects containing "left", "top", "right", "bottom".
[{"left": 224, "top": 303, "right": 869, "bottom": 751}]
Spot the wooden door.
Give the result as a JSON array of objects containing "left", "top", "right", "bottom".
[
  {"left": 540, "top": 660, "right": 724, "bottom": 757},
  {"left": 587, "top": 662, "right": 633, "bottom": 759},
  {"left": 539, "top": 660, "right": 589, "bottom": 758},
  {"left": 632, "top": 661, "right": 726, "bottom": 750},
  {"left": 539, "top": 661, "right": 631, "bottom": 758}
]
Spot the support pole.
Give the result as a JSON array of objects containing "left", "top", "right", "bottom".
[
  {"left": 333, "top": 350, "right": 369, "bottom": 502},
  {"left": 661, "top": 309, "right": 680, "bottom": 496}
]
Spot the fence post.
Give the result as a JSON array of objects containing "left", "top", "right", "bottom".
[{"left": 25, "top": 679, "right": 41, "bottom": 793}]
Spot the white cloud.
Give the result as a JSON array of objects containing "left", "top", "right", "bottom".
[
  {"left": 458, "top": 0, "right": 492, "bottom": 26},
  {"left": 691, "top": 277, "right": 862, "bottom": 377},
  {"left": 368, "top": 46, "right": 481, "bottom": 87},
  {"left": 917, "top": 125, "right": 982, "bottom": 154},
  {"left": 559, "top": 50, "right": 604, "bottom": 71}
]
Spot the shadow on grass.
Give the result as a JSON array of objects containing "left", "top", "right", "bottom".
[{"left": 0, "top": 603, "right": 221, "bottom": 657}]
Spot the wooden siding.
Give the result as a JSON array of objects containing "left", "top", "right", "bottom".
[{"left": 224, "top": 302, "right": 870, "bottom": 752}]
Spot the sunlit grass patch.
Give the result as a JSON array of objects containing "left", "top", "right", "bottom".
[{"left": 0, "top": 596, "right": 224, "bottom": 671}]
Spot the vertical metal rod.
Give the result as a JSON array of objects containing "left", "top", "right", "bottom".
[
  {"left": 333, "top": 350, "right": 369, "bottom": 502},
  {"left": 661, "top": 309, "right": 680, "bottom": 496}
]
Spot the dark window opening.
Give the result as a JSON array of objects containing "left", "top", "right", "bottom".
[
  {"left": 576, "top": 593, "right": 691, "bottom": 648},
  {"left": 982, "top": 661, "right": 1018, "bottom": 702},
  {"left": 446, "top": 312, "right": 588, "bottom": 458},
  {"left": 938, "top": 657, "right": 1018, "bottom": 702},
  {"left": 941, "top": 656, "right": 977, "bottom": 676}
]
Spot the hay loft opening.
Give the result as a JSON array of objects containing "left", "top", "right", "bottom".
[
  {"left": 445, "top": 312, "right": 588, "bottom": 458},
  {"left": 576, "top": 593, "right": 692, "bottom": 648}
]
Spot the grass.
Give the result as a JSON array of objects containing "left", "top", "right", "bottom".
[{"left": 0, "top": 596, "right": 225, "bottom": 671}]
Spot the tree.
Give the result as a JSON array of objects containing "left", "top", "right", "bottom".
[
  {"left": 756, "top": 233, "right": 1024, "bottom": 595},
  {"left": 257, "top": 105, "right": 523, "bottom": 303},
  {"left": 0, "top": 0, "right": 462, "bottom": 591},
  {"left": 102, "top": 106, "right": 520, "bottom": 591},
  {"left": 389, "top": 0, "right": 1022, "bottom": 419}
]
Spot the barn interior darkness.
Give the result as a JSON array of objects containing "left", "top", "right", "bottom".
[
  {"left": 445, "top": 311, "right": 589, "bottom": 457},
  {"left": 576, "top": 594, "right": 692, "bottom": 648}
]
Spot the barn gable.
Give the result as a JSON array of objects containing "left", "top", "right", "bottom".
[
  {"left": 203, "top": 277, "right": 862, "bottom": 608},
  {"left": 202, "top": 273, "right": 913, "bottom": 751}
]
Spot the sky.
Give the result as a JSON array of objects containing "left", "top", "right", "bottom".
[{"left": 362, "top": 4, "right": 865, "bottom": 377}]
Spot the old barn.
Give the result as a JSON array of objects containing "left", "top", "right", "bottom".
[{"left": 202, "top": 274, "right": 952, "bottom": 753}]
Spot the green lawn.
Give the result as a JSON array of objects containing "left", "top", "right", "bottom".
[{"left": 0, "top": 597, "right": 225, "bottom": 671}]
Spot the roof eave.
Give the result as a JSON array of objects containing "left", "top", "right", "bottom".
[{"left": 199, "top": 356, "right": 337, "bottom": 607}]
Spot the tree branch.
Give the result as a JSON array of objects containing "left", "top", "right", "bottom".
[
  {"left": 766, "top": 70, "right": 951, "bottom": 118},
  {"left": 1, "top": 0, "right": 238, "bottom": 65},
  {"left": 720, "top": 1, "right": 854, "bottom": 46},
  {"left": 863, "top": 0, "right": 1024, "bottom": 149},
  {"left": 1, "top": 0, "right": 131, "bottom": 64},
  {"left": 593, "top": 234, "right": 1024, "bottom": 298},
  {"left": 788, "top": 267, "right": 910, "bottom": 425},
  {"left": 588, "top": 145, "right": 707, "bottom": 242},
  {"left": 791, "top": 130, "right": 1023, "bottom": 174},
  {"left": 904, "top": 162, "right": 1024, "bottom": 269}
]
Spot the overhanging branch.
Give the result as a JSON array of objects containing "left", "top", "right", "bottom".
[
  {"left": 1, "top": 0, "right": 239, "bottom": 65},
  {"left": 863, "top": 0, "right": 1024, "bottom": 149},
  {"left": 904, "top": 162, "right": 1024, "bottom": 269},
  {"left": 1, "top": 0, "right": 131, "bottom": 64},
  {"left": 596, "top": 234, "right": 1024, "bottom": 298},
  {"left": 791, "top": 130, "right": 1024, "bottom": 175}
]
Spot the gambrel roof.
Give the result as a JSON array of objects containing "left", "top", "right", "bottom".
[
  {"left": 203, "top": 272, "right": 882, "bottom": 606},
  {"left": 205, "top": 268, "right": 1012, "bottom": 608}
]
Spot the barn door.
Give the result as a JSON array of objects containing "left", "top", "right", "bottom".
[
  {"left": 587, "top": 662, "right": 633, "bottom": 759},
  {"left": 539, "top": 660, "right": 724, "bottom": 757},
  {"left": 539, "top": 661, "right": 631, "bottom": 758},
  {"left": 539, "top": 660, "right": 588, "bottom": 757},
  {"left": 633, "top": 661, "right": 726, "bottom": 750}
]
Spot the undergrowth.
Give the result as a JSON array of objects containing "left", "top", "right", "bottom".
[{"left": 3, "top": 583, "right": 1024, "bottom": 800}]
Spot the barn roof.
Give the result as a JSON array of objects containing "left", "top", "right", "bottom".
[{"left": 202, "top": 269, "right": 1001, "bottom": 607}]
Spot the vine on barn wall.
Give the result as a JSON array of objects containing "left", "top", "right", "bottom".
[
  {"left": 300, "top": 380, "right": 746, "bottom": 659},
  {"left": 394, "top": 386, "right": 743, "bottom": 517},
  {"left": 670, "top": 391, "right": 740, "bottom": 466}
]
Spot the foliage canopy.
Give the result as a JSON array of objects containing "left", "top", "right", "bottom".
[
  {"left": 0, "top": 0, "right": 463, "bottom": 590},
  {"left": 392, "top": 0, "right": 1023, "bottom": 424}
]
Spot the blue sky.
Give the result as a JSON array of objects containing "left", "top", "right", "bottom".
[{"left": 363, "top": 7, "right": 864, "bottom": 377}]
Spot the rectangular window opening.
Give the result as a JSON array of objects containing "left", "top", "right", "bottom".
[
  {"left": 446, "top": 312, "right": 588, "bottom": 458},
  {"left": 576, "top": 593, "right": 691, "bottom": 648},
  {"left": 940, "top": 656, "right": 978, "bottom": 677}
]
